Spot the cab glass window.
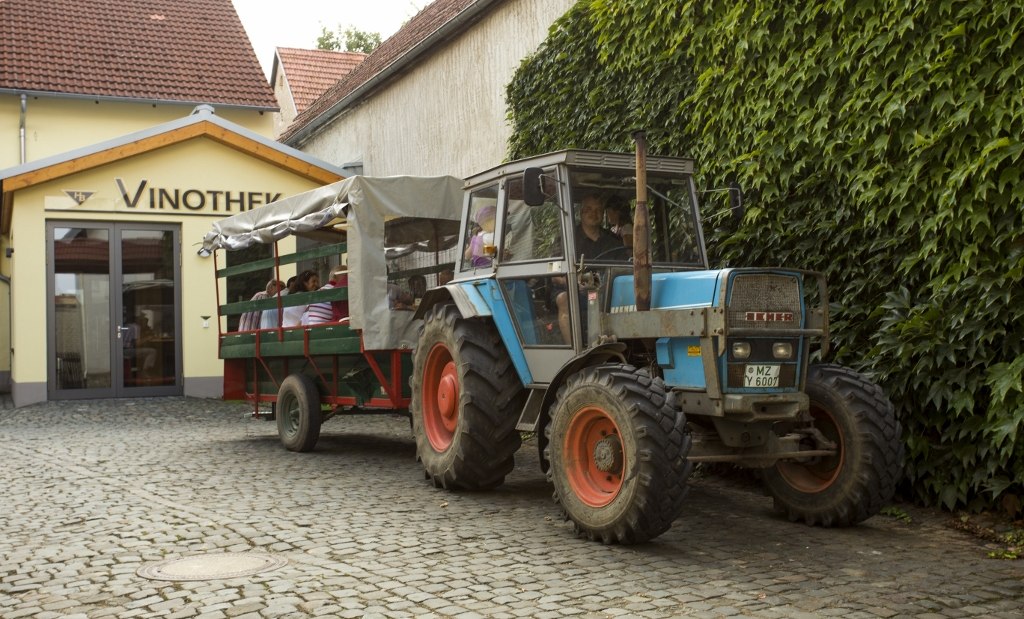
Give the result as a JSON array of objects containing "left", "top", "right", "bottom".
[
  {"left": 461, "top": 185, "right": 499, "bottom": 271},
  {"left": 568, "top": 170, "right": 703, "bottom": 267},
  {"left": 502, "top": 171, "right": 563, "bottom": 263}
]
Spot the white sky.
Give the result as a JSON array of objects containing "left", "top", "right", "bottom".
[{"left": 232, "top": 0, "right": 427, "bottom": 78}]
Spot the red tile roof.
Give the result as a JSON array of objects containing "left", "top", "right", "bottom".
[
  {"left": 0, "top": 0, "right": 276, "bottom": 109},
  {"left": 275, "top": 48, "right": 366, "bottom": 114},
  {"left": 281, "top": 0, "right": 493, "bottom": 143}
]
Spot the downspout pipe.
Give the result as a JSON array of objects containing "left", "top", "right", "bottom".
[
  {"left": 0, "top": 273, "right": 10, "bottom": 393},
  {"left": 19, "top": 94, "right": 27, "bottom": 164},
  {"left": 10, "top": 93, "right": 22, "bottom": 392}
]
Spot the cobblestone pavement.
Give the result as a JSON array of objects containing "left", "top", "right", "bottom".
[{"left": 1, "top": 397, "right": 1021, "bottom": 619}]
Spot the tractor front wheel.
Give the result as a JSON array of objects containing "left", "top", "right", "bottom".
[
  {"left": 410, "top": 304, "right": 524, "bottom": 490},
  {"left": 762, "top": 364, "right": 904, "bottom": 526},
  {"left": 546, "top": 364, "right": 692, "bottom": 543}
]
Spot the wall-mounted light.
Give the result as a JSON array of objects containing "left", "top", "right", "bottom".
[{"left": 197, "top": 247, "right": 211, "bottom": 258}]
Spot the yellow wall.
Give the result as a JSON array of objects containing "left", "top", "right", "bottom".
[
  {"left": 0, "top": 94, "right": 274, "bottom": 170},
  {"left": 8, "top": 137, "right": 322, "bottom": 395}
]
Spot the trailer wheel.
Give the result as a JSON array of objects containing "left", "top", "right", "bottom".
[
  {"left": 762, "top": 364, "right": 904, "bottom": 526},
  {"left": 545, "top": 364, "right": 692, "bottom": 543},
  {"left": 276, "top": 373, "right": 322, "bottom": 452},
  {"left": 411, "top": 303, "right": 524, "bottom": 490}
]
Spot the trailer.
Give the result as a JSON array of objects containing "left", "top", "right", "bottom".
[
  {"left": 201, "top": 175, "right": 463, "bottom": 450},
  {"left": 202, "top": 148, "right": 902, "bottom": 544}
]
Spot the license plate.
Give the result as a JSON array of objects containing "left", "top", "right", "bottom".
[{"left": 744, "top": 364, "right": 780, "bottom": 388}]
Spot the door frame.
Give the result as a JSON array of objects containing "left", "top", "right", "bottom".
[
  {"left": 492, "top": 170, "right": 576, "bottom": 385},
  {"left": 46, "top": 220, "right": 183, "bottom": 399}
]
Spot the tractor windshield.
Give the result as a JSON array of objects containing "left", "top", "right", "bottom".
[{"left": 568, "top": 168, "right": 705, "bottom": 268}]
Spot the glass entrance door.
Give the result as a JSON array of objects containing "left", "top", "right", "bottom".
[{"left": 48, "top": 222, "right": 181, "bottom": 399}]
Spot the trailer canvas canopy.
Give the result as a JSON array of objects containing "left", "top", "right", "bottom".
[{"left": 201, "top": 175, "right": 464, "bottom": 350}]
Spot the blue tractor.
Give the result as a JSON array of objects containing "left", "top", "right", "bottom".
[{"left": 412, "top": 143, "right": 903, "bottom": 544}]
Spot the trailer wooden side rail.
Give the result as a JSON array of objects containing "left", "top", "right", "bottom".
[{"left": 213, "top": 240, "right": 414, "bottom": 419}]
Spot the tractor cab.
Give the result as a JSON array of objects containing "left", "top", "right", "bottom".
[{"left": 440, "top": 150, "right": 707, "bottom": 381}]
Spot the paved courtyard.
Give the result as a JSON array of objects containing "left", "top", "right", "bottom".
[{"left": 0, "top": 397, "right": 1021, "bottom": 619}]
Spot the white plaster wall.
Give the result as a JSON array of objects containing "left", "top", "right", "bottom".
[
  {"left": 273, "top": 67, "right": 299, "bottom": 138},
  {"left": 300, "top": 0, "right": 574, "bottom": 178}
]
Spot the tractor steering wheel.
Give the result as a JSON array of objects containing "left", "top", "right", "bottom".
[{"left": 590, "top": 245, "right": 631, "bottom": 262}]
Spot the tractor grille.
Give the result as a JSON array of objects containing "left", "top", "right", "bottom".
[{"left": 727, "top": 274, "right": 802, "bottom": 330}]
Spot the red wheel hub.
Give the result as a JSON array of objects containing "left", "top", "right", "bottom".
[
  {"left": 422, "top": 343, "right": 459, "bottom": 451},
  {"left": 776, "top": 404, "right": 844, "bottom": 493},
  {"left": 563, "top": 406, "right": 625, "bottom": 507}
]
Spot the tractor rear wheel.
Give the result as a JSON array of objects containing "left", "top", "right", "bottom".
[
  {"left": 276, "top": 373, "right": 322, "bottom": 452},
  {"left": 545, "top": 364, "right": 692, "bottom": 543},
  {"left": 411, "top": 304, "right": 525, "bottom": 490},
  {"left": 762, "top": 364, "right": 904, "bottom": 526}
]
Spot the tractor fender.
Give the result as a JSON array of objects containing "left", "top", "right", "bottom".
[
  {"left": 415, "top": 279, "right": 534, "bottom": 387},
  {"left": 533, "top": 342, "right": 627, "bottom": 473},
  {"left": 414, "top": 282, "right": 492, "bottom": 321}
]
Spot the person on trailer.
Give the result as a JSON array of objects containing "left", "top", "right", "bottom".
[
  {"left": 302, "top": 268, "right": 349, "bottom": 325},
  {"left": 239, "top": 279, "right": 283, "bottom": 332},
  {"left": 408, "top": 274, "right": 427, "bottom": 301},
  {"left": 282, "top": 270, "right": 319, "bottom": 327},
  {"left": 260, "top": 275, "right": 294, "bottom": 330},
  {"left": 388, "top": 282, "right": 415, "bottom": 310}
]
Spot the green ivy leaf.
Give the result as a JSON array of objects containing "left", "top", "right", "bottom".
[{"left": 506, "top": 0, "right": 1024, "bottom": 514}]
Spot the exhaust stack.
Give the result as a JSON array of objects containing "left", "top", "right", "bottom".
[{"left": 632, "top": 131, "right": 652, "bottom": 312}]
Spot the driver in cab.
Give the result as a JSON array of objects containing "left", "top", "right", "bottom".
[
  {"left": 574, "top": 192, "right": 622, "bottom": 261},
  {"left": 555, "top": 191, "right": 626, "bottom": 344}
]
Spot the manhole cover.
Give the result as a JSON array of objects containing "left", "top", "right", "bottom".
[{"left": 137, "top": 552, "right": 287, "bottom": 581}]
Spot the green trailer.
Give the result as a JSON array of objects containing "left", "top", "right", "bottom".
[{"left": 201, "top": 175, "right": 463, "bottom": 451}]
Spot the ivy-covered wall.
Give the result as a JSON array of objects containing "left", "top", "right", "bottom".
[{"left": 506, "top": 0, "right": 1024, "bottom": 513}]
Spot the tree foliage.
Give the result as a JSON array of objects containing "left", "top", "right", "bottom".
[
  {"left": 316, "top": 25, "right": 382, "bottom": 54},
  {"left": 506, "top": 0, "right": 1024, "bottom": 514}
]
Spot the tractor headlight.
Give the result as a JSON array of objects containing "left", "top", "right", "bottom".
[
  {"left": 732, "top": 341, "right": 751, "bottom": 359},
  {"left": 772, "top": 342, "right": 793, "bottom": 359}
]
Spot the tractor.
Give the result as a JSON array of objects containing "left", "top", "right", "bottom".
[{"left": 411, "top": 139, "right": 904, "bottom": 543}]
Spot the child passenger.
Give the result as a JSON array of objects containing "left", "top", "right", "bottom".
[{"left": 464, "top": 205, "right": 497, "bottom": 267}]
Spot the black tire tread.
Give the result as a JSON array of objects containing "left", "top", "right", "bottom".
[
  {"left": 545, "top": 364, "right": 693, "bottom": 543},
  {"left": 764, "top": 363, "right": 904, "bottom": 527},
  {"left": 411, "top": 304, "right": 525, "bottom": 490},
  {"left": 276, "top": 373, "right": 322, "bottom": 453}
]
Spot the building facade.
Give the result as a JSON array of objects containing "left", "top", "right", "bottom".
[
  {"left": 0, "top": 0, "right": 347, "bottom": 405},
  {"left": 0, "top": 108, "right": 342, "bottom": 406},
  {"left": 281, "top": 0, "right": 576, "bottom": 178}
]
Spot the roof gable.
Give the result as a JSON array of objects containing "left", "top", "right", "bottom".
[
  {"left": 274, "top": 48, "right": 367, "bottom": 115},
  {"left": 0, "top": 0, "right": 277, "bottom": 109},
  {"left": 281, "top": 0, "right": 501, "bottom": 145}
]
